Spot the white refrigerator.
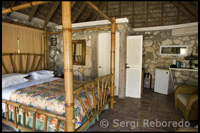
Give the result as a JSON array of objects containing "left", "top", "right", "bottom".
[{"left": 154, "top": 68, "right": 172, "bottom": 95}]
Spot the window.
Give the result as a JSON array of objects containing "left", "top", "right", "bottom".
[
  {"left": 72, "top": 40, "right": 86, "bottom": 65},
  {"left": 160, "top": 45, "right": 188, "bottom": 56},
  {"left": 17, "top": 37, "right": 20, "bottom": 53}
]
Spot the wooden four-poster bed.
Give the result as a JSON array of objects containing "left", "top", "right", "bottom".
[{"left": 2, "top": 1, "right": 116, "bottom": 132}]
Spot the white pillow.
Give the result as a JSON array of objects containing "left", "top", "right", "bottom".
[
  {"left": 28, "top": 70, "right": 54, "bottom": 76},
  {"left": 2, "top": 73, "right": 28, "bottom": 78},
  {"left": 29, "top": 73, "right": 54, "bottom": 80},
  {"left": 2, "top": 73, "right": 29, "bottom": 88}
]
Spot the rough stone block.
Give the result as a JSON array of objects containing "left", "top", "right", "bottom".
[
  {"left": 78, "top": 67, "right": 84, "bottom": 74},
  {"left": 149, "top": 64, "right": 156, "bottom": 68},
  {"left": 143, "top": 64, "right": 149, "bottom": 68},
  {"left": 188, "top": 40, "right": 195, "bottom": 47},
  {"left": 145, "top": 53, "right": 154, "bottom": 59},
  {"left": 144, "top": 40, "right": 153, "bottom": 47},
  {"left": 176, "top": 78, "right": 183, "bottom": 83},
  {"left": 145, "top": 47, "right": 155, "bottom": 52},
  {"left": 157, "top": 57, "right": 165, "bottom": 62},
  {"left": 156, "top": 63, "right": 164, "bottom": 68},
  {"left": 162, "top": 39, "right": 172, "bottom": 45},
  {"left": 186, "top": 78, "right": 198, "bottom": 86},
  {"left": 174, "top": 71, "right": 181, "bottom": 77},
  {"left": 84, "top": 69, "right": 91, "bottom": 77},
  {"left": 182, "top": 36, "right": 190, "bottom": 41},
  {"left": 173, "top": 39, "right": 184, "bottom": 45},
  {"left": 182, "top": 71, "right": 191, "bottom": 76}
]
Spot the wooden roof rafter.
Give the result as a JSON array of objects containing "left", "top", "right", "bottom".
[
  {"left": 172, "top": 1, "right": 197, "bottom": 22},
  {"left": 179, "top": 1, "right": 198, "bottom": 19},
  {"left": 44, "top": 1, "right": 60, "bottom": 25},
  {"left": 193, "top": 1, "right": 198, "bottom": 6},
  {"left": 28, "top": 5, "right": 39, "bottom": 22},
  {"left": 88, "top": 2, "right": 107, "bottom": 22},
  {"left": 81, "top": 1, "right": 99, "bottom": 22},
  {"left": 85, "top": 1, "right": 113, "bottom": 23},
  {"left": 2, "top": 1, "right": 50, "bottom": 14},
  {"left": 72, "top": 2, "right": 87, "bottom": 23}
]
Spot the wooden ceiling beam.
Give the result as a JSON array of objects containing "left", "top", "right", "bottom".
[
  {"left": 28, "top": 5, "right": 39, "bottom": 22},
  {"left": 81, "top": 1, "right": 99, "bottom": 22},
  {"left": 71, "top": 1, "right": 76, "bottom": 9},
  {"left": 72, "top": 2, "right": 87, "bottom": 23},
  {"left": 193, "top": 1, "right": 198, "bottom": 6},
  {"left": 2, "top": 1, "right": 49, "bottom": 14},
  {"left": 57, "top": 1, "right": 76, "bottom": 25},
  {"left": 172, "top": 1, "right": 197, "bottom": 22},
  {"left": 44, "top": 1, "right": 60, "bottom": 25},
  {"left": 180, "top": 1, "right": 198, "bottom": 18},
  {"left": 86, "top": 1, "right": 113, "bottom": 23},
  {"left": 89, "top": 2, "right": 107, "bottom": 21}
]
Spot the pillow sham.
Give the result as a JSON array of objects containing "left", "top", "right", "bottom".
[
  {"left": 29, "top": 73, "right": 54, "bottom": 80},
  {"left": 2, "top": 73, "right": 29, "bottom": 88},
  {"left": 28, "top": 70, "right": 54, "bottom": 76},
  {"left": 2, "top": 73, "right": 28, "bottom": 78}
]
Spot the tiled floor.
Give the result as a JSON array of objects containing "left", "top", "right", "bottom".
[
  {"left": 87, "top": 89, "right": 198, "bottom": 132},
  {"left": 2, "top": 89, "right": 198, "bottom": 132}
]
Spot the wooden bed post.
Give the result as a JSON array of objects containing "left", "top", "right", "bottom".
[
  {"left": 44, "top": 26, "right": 48, "bottom": 69},
  {"left": 110, "top": 17, "right": 116, "bottom": 109},
  {"left": 62, "top": 1, "right": 75, "bottom": 131}
]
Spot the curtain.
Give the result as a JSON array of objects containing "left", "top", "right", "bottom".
[
  {"left": 2, "top": 22, "right": 44, "bottom": 74},
  {"left": 18, "top": 26, "right": 44, "bottom": 71},
  {"left": 2, "top": 22, "right": 19, "bottom": 73}
]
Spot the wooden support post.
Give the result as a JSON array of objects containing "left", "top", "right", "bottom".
[
  {"left": 62, "top": 1, "right": 75, "bottom": 131},
  {"left": 110, "top": 17, "right": 116, "bottom": 109}
]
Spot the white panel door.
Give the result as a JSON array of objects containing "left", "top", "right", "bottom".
[
  {"left": 98, "top": 32, "right": 120, "bottom": 96},
  {"left": 126, "top": 36, "right": 143, "bottom": 98}
]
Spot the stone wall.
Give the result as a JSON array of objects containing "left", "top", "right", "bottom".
[
  {"left": 48, "top": 29, "right": 99, "bottom": 81},
  {"left": 134, "top": 30, "right": 198, "bottom": 89},
  {"left": 48, "top": 23, "right": 131, "bottom": 85}
]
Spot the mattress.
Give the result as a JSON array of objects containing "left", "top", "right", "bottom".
[
  {"left": 2, "top": 78, "right": 96, "bottom": 130},
  {"left": 2, "top": 77, "right": 60, "bottom": 101}
]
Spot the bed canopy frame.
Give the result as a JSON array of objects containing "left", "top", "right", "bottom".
[{"left": 2, "top": 1, "right": 116, "bottom": 132}]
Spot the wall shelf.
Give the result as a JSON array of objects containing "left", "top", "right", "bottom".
[{"left": 169, "top": 68, "right": 198, "bottom": 72}]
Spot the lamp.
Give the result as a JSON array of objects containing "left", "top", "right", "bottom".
[{"left": 184, "top": 54, "right": 198, "bottom": 69}]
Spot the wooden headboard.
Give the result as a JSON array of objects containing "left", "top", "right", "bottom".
[{"left": 2, "top": 53, "right": 45, "bottom": 74}]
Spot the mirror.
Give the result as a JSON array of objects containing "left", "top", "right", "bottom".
[
  {"left": 160, "top": 45, "right": 188, "bottom": 55},
  {"left": 72, "top": 40, "right": 86, "bottom": 65}
]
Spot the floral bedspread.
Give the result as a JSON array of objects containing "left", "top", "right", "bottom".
[{"left": 9, "top": 79, "right": 97, "bottom": 131}]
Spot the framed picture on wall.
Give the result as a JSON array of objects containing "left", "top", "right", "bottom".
[
  {"left": 51, "top": 38, "right": 57, "bottom": 46},
  {"left": 194, "top": 46, "right": 198, "bottom": 55}
]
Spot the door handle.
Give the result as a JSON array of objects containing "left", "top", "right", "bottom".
[
  {"left": 125, "top": 64, "right": 130, "bottom": 69},
  {"left": 99, "top": 66, "right": 103, "bottom": 68}
]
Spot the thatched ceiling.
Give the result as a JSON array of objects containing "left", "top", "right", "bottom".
[{"left": 2, "top": 1, "right": 198, "bottom": 28}]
